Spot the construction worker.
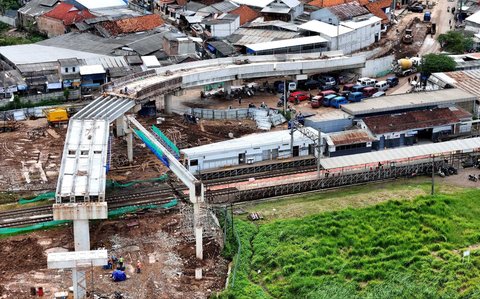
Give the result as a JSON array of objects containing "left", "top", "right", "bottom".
[
  {"left": 136, "top": 260, "right": 142, "bottom": 273},
  {"left": 119, "top": 257, "right": 124, "bottom": 269}
]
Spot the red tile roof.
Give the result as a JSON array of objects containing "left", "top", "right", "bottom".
[
  {"left": 43, "top": 3, "right": 95, "bottom": 26},
  {"left": 365, "top": 0, "right": 392, "bottom": 23},
  {"left": 230, "top": 5, "right": 260, "bottom": 25},
  {"left": 102, "top": 14, "right": 165, "bottom": 35}
]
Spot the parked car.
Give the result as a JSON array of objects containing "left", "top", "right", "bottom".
[
  {"left": 330, "top": 96, "right": 348, "bottom": 108},
  {"left": 386, "top": 76, "right": 399, "bottom": 87},
  {"left": 340, "top": 90, "right": 351, "bottom": 98},
  {"left": 357, "top": 77, "right": 372, "bottom": 86},
  {"left": 343, "top": 83, "right": 355, "bottom": 92},
  {"left": 408, "top": 4, "right": 424, "bottom": 12},
  {"left": 318, "top": 90, "right": 337, "bottom": 97},
  {"left": 301, "top": 79, "right": 321, "bottom": 90},
  {"left": 288, "top": 91, "right": 311, "bottom": 103},
  {"left": 363, "top": 86, "right": 378, "bottom": 97},
  {"left": 348, "top": 91, "right": 364, "bottom": 102},
  {"left": 323, "top": 94, "right": 338, "bottom": 107},
  {"left": 310, "top": 95, "right": 322, "bottom": 108},
  {"left": 375, "top": 81, "right": 389, "bottom": 91},
  {"left": 352, "top": 84, "right": 366, "bottom": 93},
  {"left": 372, "top": 91, "right": 386, "bottom": 97},
  {"left": 319, "top": 76, "right": 337, "bottom": 87}
]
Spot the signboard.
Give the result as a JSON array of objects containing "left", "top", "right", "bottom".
[{"left": 296, "top": 74, "right": 308, "bottom": 81}]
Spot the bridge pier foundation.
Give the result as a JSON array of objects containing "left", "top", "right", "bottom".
[{"left": 224, "top": 81, "right": 232, "bottom": 95}]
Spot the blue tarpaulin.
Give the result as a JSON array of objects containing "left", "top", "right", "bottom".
[{"left": 112, "top": 270, "right": 127, "bottom": 282}]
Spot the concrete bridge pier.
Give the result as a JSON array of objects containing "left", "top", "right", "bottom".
[{"left": 164, "top": 93, "right": 173, "bottom": 114}]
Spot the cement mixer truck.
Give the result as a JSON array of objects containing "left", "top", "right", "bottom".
[{"left": 392, "top": 57, "right": 422, "bottom": 77}]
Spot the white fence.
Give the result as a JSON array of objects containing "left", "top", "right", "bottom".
[{"left": 361, "top": 55, "right": 395, "bottom": 78}]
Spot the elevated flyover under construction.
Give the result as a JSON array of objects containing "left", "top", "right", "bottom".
[{"left": 102, "top": 52, "right": 366, "bottom": 113}]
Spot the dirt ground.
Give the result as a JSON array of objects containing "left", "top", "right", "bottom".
[
  {"left": 0, "top": 118, "right": 65, "bottom": 193},
  {"left": 0, "top": 205, "right": 228, "bottom": 299}
]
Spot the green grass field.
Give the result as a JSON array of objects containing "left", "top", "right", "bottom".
[{"left": 220, "top": 182, "right": 480, "bottom": 299}]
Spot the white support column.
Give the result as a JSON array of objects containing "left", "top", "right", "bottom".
[
  {"left": 115, "top": 116, "right": 126, "bottom": 137},
  {"left": 72, "top": 268, "right": 87, "bottom": 299},
  {"left": 194, "top": 203, "right": 203, "bottom": 260},
  {"left": 164, "top": 94, "right": 173, "bottom": 114},
  {"left": 73, "top": 219, "right": 90, "bottom": 251},
  {"left": 126, "top": 130, "right": 133, "bottom": 164},
  {"left": 224, "top": 81, "right": 232, "bottom": 95}
]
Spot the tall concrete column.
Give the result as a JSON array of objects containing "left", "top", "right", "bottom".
[
  {"left": 126, "top": 130, "right": 133, "bottom": 164},
  {"left": 224, "top": 81, "right": 232, "bottom": 95},
  {"left": 115, "top": 117, "right": 126, "bottom": 137},
  {"left": 73, "top": 219, "right": 89, "bottom": 299},
  {"left": 73, "top": 219, "right": 90, "bottom": 251},
  {"left": 164, "top": 94, "right": 173, "bottom": 114},
  {"left": 194, "top": 202, "right": 203, "bottom": 260}
]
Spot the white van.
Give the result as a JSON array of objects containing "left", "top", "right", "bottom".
[
  {"left": 357, "top": 77, "right": 377, "bottom": 87},
  {"left": 375, "top": 81, "right": 389, "bottom": 91}
]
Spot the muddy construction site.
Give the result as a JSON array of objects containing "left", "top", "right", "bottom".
[{"left": 0, "top": 205, "right": 228, "bottom": 299}]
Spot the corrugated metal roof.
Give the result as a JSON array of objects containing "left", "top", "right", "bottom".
[
  {"left": 0, "top": 44, "right": 108, "bottom": 65},
  {"left": 327, "top": 1, "right": 369, "bottom": 20},
  {"left": 182, "top": 128, "right": 319, "bottom": 157},
  {"left": 246, "top": 35, "right": 327, "bottom": 51},
  {"left": 230, "top": 0, "right": 274, "bottom": 8},
  {"left": 298, "top": 20, "right": 353, "bottom": 36},
  {"left": 341, "top": 89, "right": 477, "bottom": 116},
  {"left": 75, "top": 0, "right": 127, "bottom": 10},
  {"left": 228, "top": 28, "right": 299, "bottom": 45},
  {"left": 362, "top": 107, "right": 471, "bottom": 135},
  {"left": 245, "top": 20, "right": 298, "bottom": 31},
  {"left": 18, "top": 0, "right": 57, "bottom": 16},
  {"left": 432, "top": 70, "right": 480, "bottom": 98},
  {"left": 321, "top": 137, "right": 480, "bottom": 170},
  {"left": 80, "top": 65, "right": 106, "bottom": 75},
  {"left": 328, "top": 129, "right": 374, "bottom": 145},
  {"left": 261, "top": 6, "right": 291, "bottom": 13}
]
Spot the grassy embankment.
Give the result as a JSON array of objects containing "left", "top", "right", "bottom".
[{"left": 220, "top": 179, "right": 480, "bottom": 298}]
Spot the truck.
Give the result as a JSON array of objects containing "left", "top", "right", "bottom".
[
  {"left": 392, "top": 57, "right": 421, "bottom": 77},
  {"left": 402, "top": 29, "right": 413, "bottom": 44},
  {"left": 43, "top": 107, "right": 69, "bottom": 126}
]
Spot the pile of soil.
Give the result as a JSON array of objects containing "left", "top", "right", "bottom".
[{"left": 0, "top": 237, "right": 46, "bottom": 278}]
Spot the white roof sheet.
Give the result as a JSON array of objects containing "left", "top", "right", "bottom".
[
  {"left": 298, "top": 20, "right": 353, "bottom": 37},
  {"left": 141, "top": 55, "right": 161, "bottom": 68},
  {"left": 79, "top": 65, "right": 106, "bottom": 75},
  {"left": 181, "top": 128, "right": 319, "bottom": 157},
  {"left": 246, "top": 36, "right": 327, "bottom": 51},
  {"left": 0, "top": 45, "right": 108, "bottom": 65},
  {"left": 281, "top": 0, "right": 300, "bottom": 8},
  {"left": 341, "top": 89, "right": 477, "bottom": 116},
  {"left": 261, "top": 6, "right": 291, "bottom": 13},
  {"left": 76, "top": 0, "right": 127, "bottom": 9},
  {"left": 230, "top": 0, "right": 274, "bottom": 8},
  {"left": 466, "top": 10, "right": 480, "bottom": 24},
  {"left": 340, "top": 16, "right": 382, "bottom": 29},
  {"left": 321, "top": 137, "right": 480, "bottom": 170}
]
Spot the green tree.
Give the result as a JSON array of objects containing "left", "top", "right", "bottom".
[
  {"left": 0, "top": 0, "right": 20, "bottom": 14},
  {"left": 420, "top": 54, "right": 456, "bottom": 76},
  {"left": 438, "top": 31, "right": 473, "bottom": 54}
]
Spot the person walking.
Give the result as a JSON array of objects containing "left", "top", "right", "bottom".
[
  {"left": 408, "top": 77, "right": 411, "bottom": 84},
  {"left": 238, "top": 96, "right": 242, "bottom": 105},
  {"left": 136, "top": 260, "right": 142, "bottom": 273}
]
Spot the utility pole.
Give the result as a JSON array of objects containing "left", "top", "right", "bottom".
[
  {"left": 283, "top": 78, "right": 287, "bottom": 112},
  {"left": 317, "top": 128, "right": 321, "bottom": 179},
  {"left": 290, "top": 121, "right": 294, "bottom": 157},
  {"left": 431, "top": 155, "right": 435, "bottom": 195}
]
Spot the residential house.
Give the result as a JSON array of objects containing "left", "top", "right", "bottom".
[
  {"left": 79, "top": 65, "right": 106, "bottom": 93},
  {"left": 310, "top": 1, "right": 370, "bottom": 24},
  {"left": 98, "top": 14, "right": 165, "bottom": 37},
  {"left": 163, "top": 32, "right": 197, "bottom": 56},
  {"left": 37, "top": 3, "right": 95, "bottom": 37},
  {"left": 261, "top": 0, "right": 304, "bottom": 22},
  {"left": 58, "top": 58, "right": 81, "bottom": 88},
  {"left": 364, "top": 0, "right": 392, "bottom": 27},
  {"left": 230, "top": 5, "right": 260, "bottom": 25},
  {"left": 466, "top": 11, "right": 480, "bottom": 33},
  {"left": 202, "top": 13, "right": 240, "bottom": 37},
  {"left": 299, "top": 16, "right": 381, "bottom": 53},
  {"left": 17, "top": 0, "right": 59, "bottom": 30}
]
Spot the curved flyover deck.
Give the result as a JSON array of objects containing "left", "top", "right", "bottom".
[{"left": 103, "top": 52, "right": 366, "bottom": 100}]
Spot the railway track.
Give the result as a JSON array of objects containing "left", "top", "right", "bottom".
[{"left": 0, "top": 188, "right": 179, "bottom": 229}]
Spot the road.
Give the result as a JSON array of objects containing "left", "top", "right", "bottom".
[{"left": 392, "top": 0, "right": 458, "bottom": 94}]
